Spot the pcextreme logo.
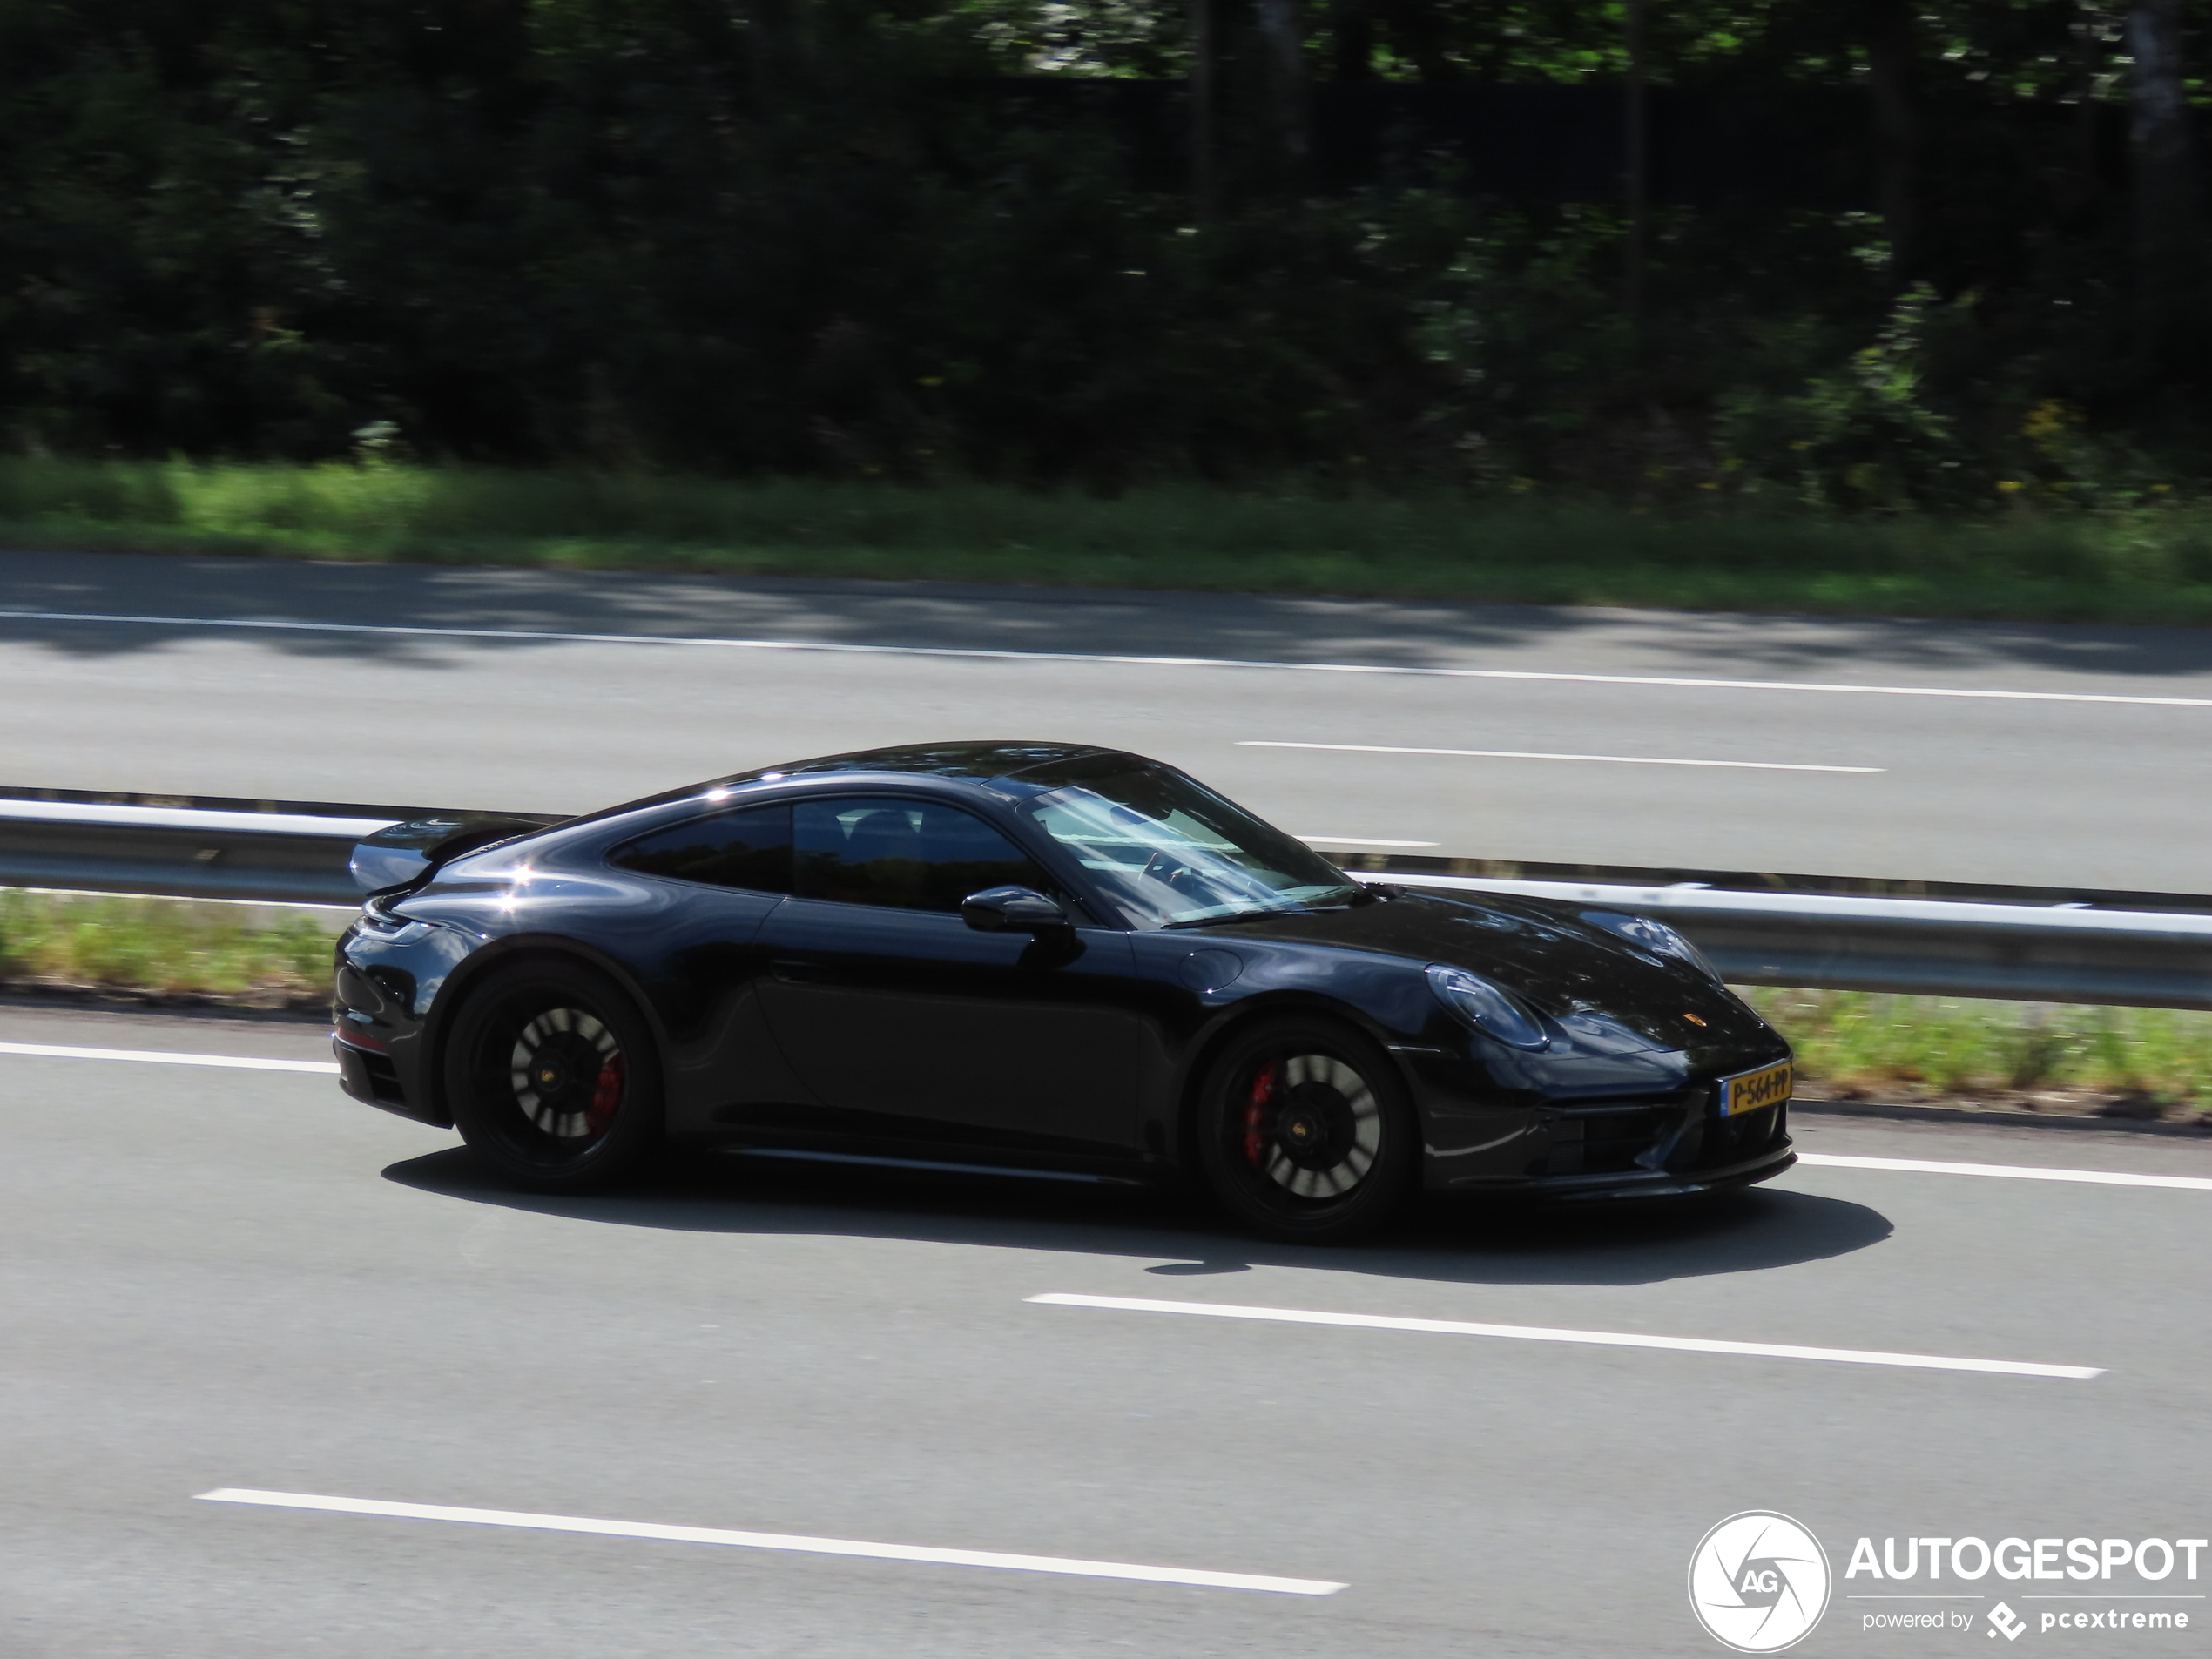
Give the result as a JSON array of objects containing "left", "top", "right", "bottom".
[{"left": 1689, "top": 1511, "right": 1834, "bottom": 1653}]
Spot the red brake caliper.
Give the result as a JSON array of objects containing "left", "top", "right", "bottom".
[
  {"left": 1244, "top": 1062, "right": 1277, "bottom": 1168},
  {"left": 587, "top": 1053, "right": 626, "bottom": 1136}
]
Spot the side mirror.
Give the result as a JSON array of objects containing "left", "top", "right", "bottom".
[{"left": 961, "top": 885, "right": 1070, "bottom": 934}]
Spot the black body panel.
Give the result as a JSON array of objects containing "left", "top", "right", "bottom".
[
  {"left": 752, "top": 900, "right": 1146, "bottom": 1156},
  {"left": 333, "top": 741, "right": 1795, "bottom": 1200}
]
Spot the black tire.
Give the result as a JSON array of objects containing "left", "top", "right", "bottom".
[
  {"left": 444, "top": 958, "right": 663, "bottom": 1194},
  {"left": 1192, "top": 1015, "right": 1420, "bottom": 1243}
]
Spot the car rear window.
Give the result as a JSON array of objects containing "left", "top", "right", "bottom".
[{"left": 610, "top": 803, "right": 794, "bottom": 894}]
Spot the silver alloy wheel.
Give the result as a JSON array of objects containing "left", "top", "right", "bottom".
[
  {"left": 1258, "top": 1052, "right": 1381, "bottom": 1198},
  {"left": 509, "top": 1007, "right": 622, "bottom": 1140}
]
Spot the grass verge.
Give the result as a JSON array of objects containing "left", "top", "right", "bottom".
[
  {"left": 0, "top": 890, "right": 335, "bottom": 1009},
  {"left": 1741, "top": 988, "right": 2212, "bottom": 1121},
  {"left": 0, "top": 887, "right": 2207, "bottom": 1121},
  {"left": 10, "top": 458, "right": 2212, "bottom": 622}
]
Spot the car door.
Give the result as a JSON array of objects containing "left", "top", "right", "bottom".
[
  {"left": 604, "top": 800, "right": 819, "bottom": 1133},
  {"left": 753, "top": 793, "right": 1145, "bottom": 1157}
]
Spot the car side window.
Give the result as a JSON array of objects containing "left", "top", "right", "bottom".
[
  {"left": 611, "top": 803, "right": 793, "bottom": 893},
  {"left": 794, "top": 797, "right": 1049, "bottom": 913}
]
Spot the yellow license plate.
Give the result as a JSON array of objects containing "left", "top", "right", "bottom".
[{"left": 1720, "top": 1060, "right": 1792, "bottom": 1117}]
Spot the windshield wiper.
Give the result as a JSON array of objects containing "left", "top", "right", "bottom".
[
  {"left": 1162, "top": 907, "right": 1302, "bottom": 930},
  {"left": 1161, "top": 884, "right": 1379, "bottom": 928}
]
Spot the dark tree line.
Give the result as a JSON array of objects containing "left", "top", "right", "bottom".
[{"left": 1, "top": 1, "right": 2209, "bottom": 504}]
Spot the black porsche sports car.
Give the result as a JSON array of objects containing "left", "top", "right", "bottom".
[{"left": 333, "top": 742, "right": 1793, "bottom": 1241}]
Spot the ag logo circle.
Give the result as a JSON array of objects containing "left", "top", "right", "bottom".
[{"left": 1687, "top": 1511, "right": 1831, "bottom": 1653}]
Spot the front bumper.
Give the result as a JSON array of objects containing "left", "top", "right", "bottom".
[
  {"left": 334, "top": 1032, "right": 447, "bottom": 1127},
  {"left": 1431, "top": 1096, "right": 1795, "bottom": 1202},
  {"left": 1509, "top": 1138, "right": 1796, "bottom": 1203},
  {"left": 332, "top": 909, "right": 472, "bottom": 1129}
]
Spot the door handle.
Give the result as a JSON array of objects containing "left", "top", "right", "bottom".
[{"left": 771, "top": 960, "right": 834, "bottom": 985}]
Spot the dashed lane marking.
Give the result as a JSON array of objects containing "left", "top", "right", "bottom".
[
  {"left": 193, "top": 1488, "right": 1346, "bottom": 1595},
  {"left": 1244, "top": 739, "right": 1882, "bottom": 772},
  {"left": 1028, "top": 1294, "right": 2102, "bottom": 1379}
]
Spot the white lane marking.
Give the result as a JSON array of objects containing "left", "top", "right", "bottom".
[
  {"left": 0, "top": 1041, "right": 338, "bottom": 1074},
  {"left": 194, "top": 1488, "right": 1345, "bottom": 1595},
  {"left": 1245, "top": 739, "right": 1883, "bottom": 773},
  {"left": 1028, "top": 1294, "right": 2101, "bottom": 1379},
  {"left": 1797, "top": 1150, "right": 2212, "bottom": 1191},
  {"left": 1292, "top": 834, "right": 1440, "bottom": 847},
  {"left": 3, "top": 607, "right": 2208, "bottom": 709}
]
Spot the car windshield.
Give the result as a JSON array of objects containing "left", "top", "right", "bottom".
[{"left": 1011, "top": 760, "right": 1359, "bottom": 927}]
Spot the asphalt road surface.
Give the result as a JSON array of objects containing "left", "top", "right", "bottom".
[
  {"left": 4, "top": 1006, "right": 2209, "bottom": 1658},
  {"left": 4, "top": 550, "right": 2212, "bottom": 891}
]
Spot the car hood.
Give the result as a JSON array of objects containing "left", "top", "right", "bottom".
[{"left": 1185, "top": 888, "right": 1772, "bottom": 1052}]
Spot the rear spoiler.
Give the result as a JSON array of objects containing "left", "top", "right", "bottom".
[{"left": 349, "top": 814, "right": 554, "bottom": 895}]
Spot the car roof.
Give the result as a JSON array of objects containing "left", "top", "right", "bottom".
[
  {"left": 743, "top": 741, "right": 1125, "bottom": 785},
  {"left": 563, "top": 741, "right": 1159, "bottom": 829}
]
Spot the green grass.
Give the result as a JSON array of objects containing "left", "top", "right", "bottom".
[
  {"left": 0, "top": 885, "right": 2206, "bottom": 1114},
  {"left": 0, "top": 889, "right": 334, "bottom": 1005},
  {"left": 10, "top": 457, "right": 2212, "bottom": 621},
  {"left": 1742, "top": 988, "right": 2212, "bottom": 1115}
]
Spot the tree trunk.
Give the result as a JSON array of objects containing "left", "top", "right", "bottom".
[
  {"left": 1190, "top": 0, "right": 1217, "bottom": 221},
  {"left": 2127, "top": 0, "right": 2200, "bottom": 352},
  {"left": 1865, "top": 0, "right": 1919, "bottom": 280},
  {"left": 1255, "top": 0, "right": 1309, "bottom": 186},
  {"left": 2067, "top": 1, "right": 2112, "bottom": 214},
  {"left": 1332, "top": 0, "right": 1373, "bottom": 82},
  {"left": 1623, "top": 0, "right": 1648, "bottom": 342}
]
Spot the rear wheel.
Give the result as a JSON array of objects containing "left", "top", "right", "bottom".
[
  {"left": 1194, "top": 1016, "right": 1419, "bottom": 1243},
  {"left": 445, "top": 959, "right": 662, "bottom": 1193}
]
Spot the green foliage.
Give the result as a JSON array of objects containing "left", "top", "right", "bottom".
[
  {"left": 17, "top": 456, "right": 2212, "bottom": 623},
  {"left": 1715, "top": 287, "right": 1968, "bottom": 509},
  {"left": 0, "top": 889, "right": 334, "bottom": 1001},
  {"left": 1743, "top": 988, "right": 2212, "bottom": 1110},
  {"left": 0, "top": 1, "right": 2202, "bottom": 498}
]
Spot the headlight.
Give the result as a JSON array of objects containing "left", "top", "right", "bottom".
[
  {"left": 1580, "top": 910, "right": 1722, "bottom": 981},
  {"left": 1426, "top": 964, "right": 1549, "bottom": 1049},
  {"left": 354, "top": 908, "right": 435, "bottom": 947}
]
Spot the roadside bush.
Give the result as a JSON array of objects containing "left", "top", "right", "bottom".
[
  {"left": 0, "top": 890, "right": 332, "bottom": 1001},
  {"left": 5, "top": 3, "right": 2212, "bottom": 503},
  {"left": 1743, "top": 988, "right": 2212, "bottom": 1110}
]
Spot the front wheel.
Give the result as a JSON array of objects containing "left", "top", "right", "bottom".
[
  {"left": 445, "top": 958, "right": 663, "bottom": 1193},
  {"left": 1193, "top": 1016, "right": 1420, "bottom": 1243}
]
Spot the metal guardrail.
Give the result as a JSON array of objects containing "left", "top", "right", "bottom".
[
  {"left": 0, "top": 798, "right": 396, "bottom": 906},
  {"left": 6, "top": 795, "right": 2212, "bottom": 1010}
]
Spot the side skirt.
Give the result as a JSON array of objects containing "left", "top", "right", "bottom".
[{"left": 715, "top": 1145, "right": 1154, "bottom": 1187}]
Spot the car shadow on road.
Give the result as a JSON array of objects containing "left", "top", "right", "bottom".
[
  {"left": 10, "top": 548, "right": 2212, "bottom": 685},
  {"left": 381, "top": 1145, "right": 1892, "bottom": 1288}
]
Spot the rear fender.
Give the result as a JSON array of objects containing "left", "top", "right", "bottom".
[{"left": 350, "top": 814, "right": 554, "bottom": 896}]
